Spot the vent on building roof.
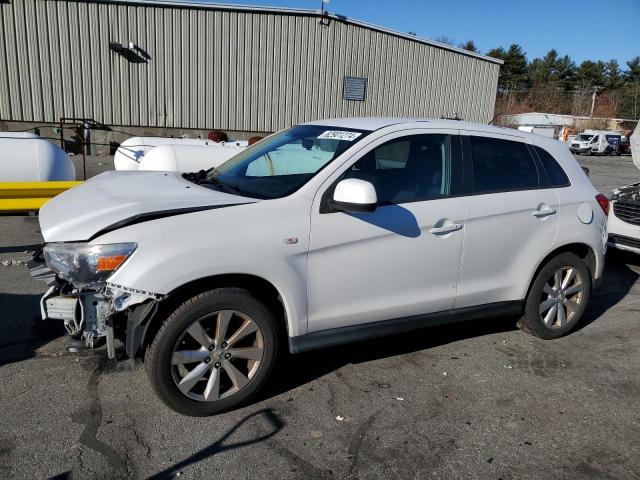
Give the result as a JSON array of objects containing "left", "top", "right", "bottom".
[{"left": 344, "top": 76, "right": 367, "bottom": 101}]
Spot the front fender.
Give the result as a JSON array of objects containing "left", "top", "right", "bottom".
[{"left": 95, "top": 201, "right": 311, "bottom": 337}]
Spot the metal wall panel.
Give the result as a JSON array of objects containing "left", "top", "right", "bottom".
[{"left": 0, "top": 0, "right": 500, "bottom": 130}]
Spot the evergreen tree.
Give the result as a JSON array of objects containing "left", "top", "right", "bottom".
[
  {"left": 576, "top": 60, "right": 606, "bottom": 89},
  {"left": 625, "top": 57, "right": 640, "bottom": 83},
  {"left": 487, "top": 45, "right": 640, "bottom": 119},
  {"left": 554, "top": 55, "right": 577, "bottom": 91},
  {"left": 528, "top": 49, "right": 560, "bottom": 85},
  {"left": 605, "top": 59, "right": 623, "bottom": 90},
  {"left": 504, "top": 44, "right": 529, "bottom": 89},
  {"left": 487, "top": 47, "right": 507, "bottom": 60},
  {"left": 487, "top": 44, "right": 528, "bottom": 90},
  {"left": 459, "top": 40, "right": 478, "bottom": 52}
]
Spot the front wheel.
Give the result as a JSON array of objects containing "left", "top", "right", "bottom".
[
  {"left": 145, "top": 288, "right": 277, "bottom": 416},
  {"left": 518, "top": 253, "right": 591, "bottom": 339}
]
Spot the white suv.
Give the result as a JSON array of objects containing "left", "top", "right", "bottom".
[{"left": 30, "top": 118, "right": 609, "bottom": 416}]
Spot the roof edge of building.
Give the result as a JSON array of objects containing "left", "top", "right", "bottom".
[{"left": 93, "top": 0, "right": 504, "bottom": 65}]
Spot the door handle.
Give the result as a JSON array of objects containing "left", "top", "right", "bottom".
[
  {"left": 429, "top": 223, "right": 463, "bottom": 235},
  {"left": 532, "top": 207, "right": 557, "bottom": 218}
]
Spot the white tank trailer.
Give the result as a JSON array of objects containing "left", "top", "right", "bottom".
[
  {"left": 114, "top": 136, "right": 248, "bottom": 171},
  {"left": 0, "top": 132, "right": 76, "bottom": 181},
  {"left": 138, "top": 144, "right": 245, "bottom": 172}
]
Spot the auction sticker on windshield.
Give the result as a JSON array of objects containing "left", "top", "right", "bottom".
[{"left": 317, "top": 130, "right": 362, "bottom": 141}]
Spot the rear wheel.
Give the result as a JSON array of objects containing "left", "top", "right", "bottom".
[
  {"left": 145, "top": 288, "right": 277, "bottom": 416},
  {"left": 518, "top": 253, "right": 591, "bottom": 339}
]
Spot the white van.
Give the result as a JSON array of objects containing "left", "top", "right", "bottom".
[{"left": 570, "top": 130, "right": 622, "bottom": 156}]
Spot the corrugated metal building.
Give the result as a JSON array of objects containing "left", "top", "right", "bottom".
[{"left": 0, "top": 0, "right": 501, "bottom": 135}]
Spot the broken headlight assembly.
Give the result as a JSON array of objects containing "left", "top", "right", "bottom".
[{"left": 43, "top": 242, "right": 137, "bottom": 288}]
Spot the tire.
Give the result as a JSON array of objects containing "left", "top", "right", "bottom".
[
  {"left": 518, "top": 253, "right": 591, "bottom": 340},
  {"left": 145, "top": 287, "right": 277, "bottom": 416}
]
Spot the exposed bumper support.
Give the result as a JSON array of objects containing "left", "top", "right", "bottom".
[{"left": 29, "top": 256, "right": 164, "bottom": 360}]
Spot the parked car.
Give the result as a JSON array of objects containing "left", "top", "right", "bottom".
[
  {"left": 30, "top": 118, "right": 608, "bottom": 416},
  {"left": 618, "top": 136, "right": 631, "bottom": 155},
  {"left": 608, "top": 122, "right": 640, "bottom": 254}
]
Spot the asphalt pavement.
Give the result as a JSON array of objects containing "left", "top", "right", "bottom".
[{"left": 1, "top": 154, "right": 639, "bottom": 479}]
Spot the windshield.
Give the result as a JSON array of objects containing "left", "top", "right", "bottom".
[
  {"left": 576, "top": 134, "right": 594, "bottom": 141},
  {"left": 203, "top": 125, "right": 370, "bottom": 199}
]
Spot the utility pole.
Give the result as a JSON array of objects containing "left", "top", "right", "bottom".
[{"left": 590, "top": 86, "right": 603, "bottom": 118}]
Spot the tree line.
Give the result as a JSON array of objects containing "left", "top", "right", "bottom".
[{"left": 457, "top": 40, "right": 640, "bottom": 122}]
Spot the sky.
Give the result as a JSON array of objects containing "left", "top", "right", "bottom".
[{"left": 207, "top": 0, "right": 640, "bottom": 67}]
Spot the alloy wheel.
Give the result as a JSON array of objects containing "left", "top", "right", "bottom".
[
  {"left": 538, "top": 266, "right": 585, "bottom": 329},
  {"left": 170, "top": 310, "right": 264, "bottom": 402}
]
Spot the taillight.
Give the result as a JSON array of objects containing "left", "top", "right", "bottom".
[{"left": 595, "top": 193, "right": 609, "bottom": 216}]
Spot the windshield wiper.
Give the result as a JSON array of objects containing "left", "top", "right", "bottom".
[
  {"left": 183, "top": 169, "right": 241, "bottom": 195},
  {"left": 199, "top": 176, "right": 243, "bottom": 195}
]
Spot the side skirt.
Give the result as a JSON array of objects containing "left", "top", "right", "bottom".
[{"left": 288, "top": 301, "right": 523, "bottom": 354}]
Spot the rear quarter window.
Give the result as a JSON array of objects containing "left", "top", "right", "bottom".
[{"left": 534, "top": 146, "right": 570, "bottom": 187}]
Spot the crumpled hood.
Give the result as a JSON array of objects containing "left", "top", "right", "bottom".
[{"left": 39, "top": 171, "right": 256, "bottom": 242}]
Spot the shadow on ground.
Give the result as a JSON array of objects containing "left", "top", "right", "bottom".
[
  {"left": 578, "top": 249, "right": 640, "bottom": 329},
  {"left": 260, "top": 314, "right": 518, "bottom": 405},
  {"left": 0, "top": 293, "right": 66, "bottom": 367},
  {"left": 148, "top": 409, "right": 284, "bottom": 480},
  {"left": 0, "top": 244, "right": 40, "bottom": 254},
  {"left": 261, "top": 250, "right": 640, "bottom": 404}
]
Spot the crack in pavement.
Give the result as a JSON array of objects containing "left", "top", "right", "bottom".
[
  {"left": 264, "top": 436, "right": 334, "bottom": 479},
  {"left": 344, "top": 414, "right": 376, "bottom": 480},
  {"left": 251, "top": 406, "right": 333, "bottom": 480},
  {"left": 124, "top": 406, "right": 152, "bottom": 461},
  {"left": 0, "top": 436, "right": 13, "bottom": 479},
  {"left": 77, "top": 356, "right": 130, "bottom": 478}
]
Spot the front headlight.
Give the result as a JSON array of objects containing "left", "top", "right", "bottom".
[{"left": 43, "top": 242, "right": 137, "bottom": 288}]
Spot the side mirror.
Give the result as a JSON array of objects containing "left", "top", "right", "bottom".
[{"left": 331, "top": 178, "right": 377, "bottom": 213}]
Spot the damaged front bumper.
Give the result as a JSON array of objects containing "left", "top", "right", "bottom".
[{"left": 28, "top": 251, "right": 163, "bottom": 361}]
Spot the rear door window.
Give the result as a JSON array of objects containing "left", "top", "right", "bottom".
[
  {"left": 534, "top": 146, "right": 570, "bottom": 187},
  {"left": 469, "top": 136, "right": 539, "bottom": 194}
]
